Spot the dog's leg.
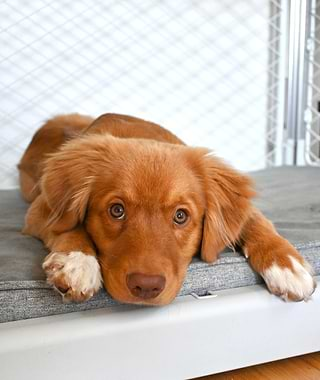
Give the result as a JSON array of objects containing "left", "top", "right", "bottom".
[
  {"left": 241, "top": 209, "right": 316, "bottom": 301},
  {"left": 24, "top": 196, "right": 102, "bottom": 302}
]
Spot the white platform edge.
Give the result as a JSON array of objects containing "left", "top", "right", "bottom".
[{"left": 0, "top": 277, "right": 319, "bottom": 380}]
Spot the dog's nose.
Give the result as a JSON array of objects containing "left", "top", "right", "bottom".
[{"left": 127, "top": 273, "right": 166, "bottom": 299}]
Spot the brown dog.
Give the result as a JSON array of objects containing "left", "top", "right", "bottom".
[{"left": 19, "top": 113, "right": 316, "bottom": 305}]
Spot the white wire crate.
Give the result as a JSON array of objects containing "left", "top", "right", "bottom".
[{"left": 1, "top": 0, "right": 289, "bottom": 188}]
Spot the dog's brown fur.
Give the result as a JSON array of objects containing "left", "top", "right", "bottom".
[{"left": 19, "top": 113, "right": 316, "bottom": 304}]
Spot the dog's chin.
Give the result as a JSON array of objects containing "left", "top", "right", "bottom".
[
  {"left": 105, "top": 287, "right": 177, "bottom": 307},
  {"left": 122, "top": 299, "right": 169, "bottom": 307}
]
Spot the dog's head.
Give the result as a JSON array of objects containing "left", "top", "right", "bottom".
[{"left": 42, "top": 134, "right": 255, "bottom": 305}]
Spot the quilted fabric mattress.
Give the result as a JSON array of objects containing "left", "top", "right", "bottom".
[{"left": 0, "top": 167, "right": 319, "bottom": 323}]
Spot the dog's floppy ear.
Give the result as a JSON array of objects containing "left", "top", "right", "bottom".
[
  {"left": 41, "top": 138, "right": 97, "bottom": 233},
  {"left": 197, "top": 151, "right": 256, "bottom": 263}
]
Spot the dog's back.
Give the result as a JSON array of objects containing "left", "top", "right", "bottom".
[{"left": 18, "top": 113, "right": 183, "bottom": 202}]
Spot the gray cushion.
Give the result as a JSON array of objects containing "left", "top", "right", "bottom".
[{"left": 0, "top": 167, "right": 319, "bottom": 323}]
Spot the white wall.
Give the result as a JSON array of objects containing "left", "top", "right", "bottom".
[{"left": 0, "top": 0, "right": 271, "bottom": 188}]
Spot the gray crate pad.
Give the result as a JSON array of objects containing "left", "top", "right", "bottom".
[{"left": 1, "top": 167, "right": 319, "bottom": 323}]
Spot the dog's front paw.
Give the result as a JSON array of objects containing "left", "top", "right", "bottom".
[
  {"left": 262, "top": 256, "right": 316, "bottom": 301},
  {"left": 43, "top": 251, "right": 102, "bottom": 302}
]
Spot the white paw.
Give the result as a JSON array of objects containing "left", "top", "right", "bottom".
[
  {"left": 43, "top": 251, "right": 102, "bottom": 302},
  {"left": 262, "top": 256, "right": 316, "bottom": 301}
]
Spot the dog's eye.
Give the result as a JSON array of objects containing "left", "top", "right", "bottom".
[
  {"left": 173, "top": 209, "right": 188, "bottom": 225},
  {"left": 109, "top": 204, "right": 125, "bottom": 219}
]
